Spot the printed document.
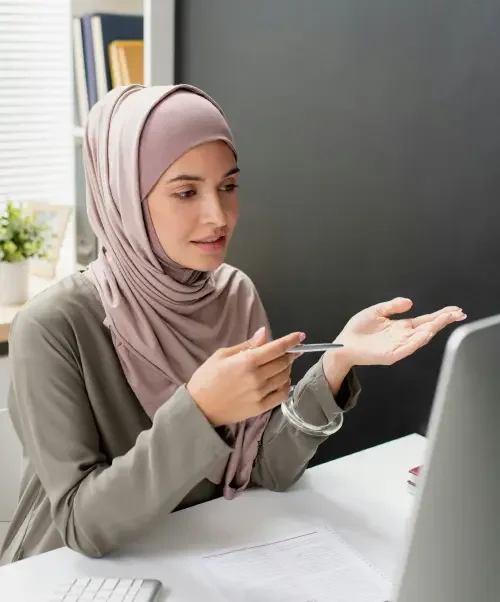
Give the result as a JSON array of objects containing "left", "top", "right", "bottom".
[{"left": 199, "top": 528, "right": 392, "bottom": 602}]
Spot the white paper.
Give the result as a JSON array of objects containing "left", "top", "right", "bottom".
[{"left": 199, "top": 528, "right": 391, "bottom": 602}]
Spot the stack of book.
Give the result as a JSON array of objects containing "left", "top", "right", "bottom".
[
  {"left": 73, "top": 13, "right": 144, "bottom": 127},
  {"left": 407, "top": 465, "right": 421, "bottom": 495}
]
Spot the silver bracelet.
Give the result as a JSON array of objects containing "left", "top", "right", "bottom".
[{"left": 280, "top": 386, "right": 344, "bottom": 437}]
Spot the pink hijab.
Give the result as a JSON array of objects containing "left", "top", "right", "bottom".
[{"left": 83, "top": 84, "right": 270, "bottom": 499}]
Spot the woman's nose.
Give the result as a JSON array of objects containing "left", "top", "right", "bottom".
[{"left": 202, "top": 193, "right": 227, "bottom": 227}]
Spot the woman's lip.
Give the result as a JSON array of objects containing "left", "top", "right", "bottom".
[
  {"left": 191, "top": 235, "right": 227, "bottom": 252},
  {"left": 193, "top": 235, "right": 225, "bottom": 243}
]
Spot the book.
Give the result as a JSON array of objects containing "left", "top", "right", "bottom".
[
  {"left": 72, "top": 18, "right": 89, "bottom": 126},
  {"left": 80, "top": 15, "right": 99, "bottom": 109},
  {"left": 90, "top": 13, "right": 143, "bottom": 100},
  {"left": 109, "top": 40, "right": 144, "bottom": 87}
]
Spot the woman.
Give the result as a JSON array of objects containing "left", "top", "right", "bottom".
[{"left": 0, "top": 84, "right": 465, "bottom": 564}]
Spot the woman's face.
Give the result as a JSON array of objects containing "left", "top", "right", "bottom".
[{"left": 147, "top": 140, "right": 240, "bottom": 272}]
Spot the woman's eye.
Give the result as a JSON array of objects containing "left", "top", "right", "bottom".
[
  {"left": 219, "top": 183, "right": 239, "bottom": 193},
  {"left": 175, "top": 189, "right": 196, "bottom": 199}
]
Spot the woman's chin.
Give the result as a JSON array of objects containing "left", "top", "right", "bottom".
[
  {"left": 198, "top": 257, "right": 225, "bottom": 271},
  {"left": 183, "top": 250, "right": 227, "bottom": 272}
]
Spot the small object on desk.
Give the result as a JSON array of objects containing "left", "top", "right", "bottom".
[
  {"left": 45, "top": 577, "right": 163, "bottom": 601},
  {"left": 407, "top": 465, "right": 422, "bottom": 495},
  {"left": 287, "top": 343, "right": 344, "bottom": 353}
]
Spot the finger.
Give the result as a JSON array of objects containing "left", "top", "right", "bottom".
[
  {"left": 260, "top": 367, "right": 292, "bottom": 398},
  {"left": 223, "top": 326, "right": 268, "bottom": 356},
  {"left": 416, "top": 310, "right": 467, "bottom": 337},
  {"left": 252, "top": 332, "right": 306, "bottom": 366},
  {"left": 373, "top": 297, "right": 413, "bottom": 318},
  {"left": 259, "top": 353, "right": 297, "bottom": 379},
  {"left": 410, "top": 306, "right": 462, "bottom": 328},
  {"left": 391, "top": 310, "right": 466, "bottom": 364},
  {"left": 260, "top": 383, "right": 292, "bottom": 412}
]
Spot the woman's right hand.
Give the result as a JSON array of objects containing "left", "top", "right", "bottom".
[{"left": 187, "top": 327, "right": 305, "bottom": 426}]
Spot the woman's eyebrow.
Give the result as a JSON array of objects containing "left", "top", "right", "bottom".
[
  {"left": 167, "top": 166, "right": 240, "bottom": 184},
  {"left": 224, "top": 167, "right": 240, "bottom": 177},
  {"left": 167, "top": 174, "right": 204, "bottom": 183}
]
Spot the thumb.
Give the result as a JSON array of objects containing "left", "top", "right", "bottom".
[
  {"left": 373, "top": 297, "right": 413, "bottom": 318},
  {"left": 223, "top": 326, "right": 267, "bottom": 356}
]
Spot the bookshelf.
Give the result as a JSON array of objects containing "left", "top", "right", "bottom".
[
  {"left": 71, "top": 0, "right": 175, "bottom": 121},
  {"left": 71, "top": 0, "right": 174, "bottom": 266}
]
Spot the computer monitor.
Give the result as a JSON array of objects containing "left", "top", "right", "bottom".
[{"left": 392, "top": 313, "right": 500, "bottom": 602}]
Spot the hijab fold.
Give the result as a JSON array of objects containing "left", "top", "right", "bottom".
[{"left": 84, "top": 84, "right": 270, "bottom": 499}]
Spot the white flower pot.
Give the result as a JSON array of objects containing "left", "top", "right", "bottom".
[{"left": 0, "top": 260, "right": 30, "bottom": 306}]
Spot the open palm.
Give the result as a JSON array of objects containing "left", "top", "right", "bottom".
[{"left": 335, "top": 298, "right": 466, "bottom": 366}]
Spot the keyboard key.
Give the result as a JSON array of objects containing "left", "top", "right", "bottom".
[
  {"left": 102, "top": 578, "right": 119, "bottom": 590},
  {"left": 53, "top": 581, "right": 75, "bottom": 595},
  {"left": 45, "top": 576, "right": 161, "bottom": 602},
  {"left": 86, "top": 578, "right": 105, "bottom": 592},
  {"left": 129, "top": 580, "right": 142, "bottom": 595}
]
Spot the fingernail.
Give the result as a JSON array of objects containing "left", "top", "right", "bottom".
[
  {"left": 254, "top": 326, "right": 265, "bottom": 337},
  {"left": 458, "top": 313, "right": 467, "bottom": 321},
  {"left": 299, "top": 332, "right": 306, "bottom": 342}
]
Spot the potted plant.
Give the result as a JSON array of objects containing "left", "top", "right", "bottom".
[{"left": 0, "top": 201, "right": 49, "bottom": 305}]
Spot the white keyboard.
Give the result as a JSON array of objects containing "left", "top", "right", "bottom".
[{"left": 46, "top": 577, "right": 162, "bottom": 602}]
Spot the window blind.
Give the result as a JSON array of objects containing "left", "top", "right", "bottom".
[{"left": 0, "top": 0, "right": 73, "bottom": 205}]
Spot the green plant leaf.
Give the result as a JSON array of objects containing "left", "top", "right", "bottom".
[{"left": 0, "top": 201, "right": 52, "bottom": 263}]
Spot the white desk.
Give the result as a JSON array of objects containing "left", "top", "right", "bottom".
[{"left": 0, "top": 434, "right": 426, "bottom": 601}]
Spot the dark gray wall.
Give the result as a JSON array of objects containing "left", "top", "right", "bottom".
[{"left": 176, "top": 0, "right": 500, "bottom": 464}]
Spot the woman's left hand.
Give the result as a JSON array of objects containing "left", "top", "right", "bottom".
[{"left": 332, "top": 297, "right": 466, "bottom": 368}]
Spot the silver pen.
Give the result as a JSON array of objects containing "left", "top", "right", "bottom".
[{"left": 287, "top": 343, "right": 344, "bottom": 353}]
